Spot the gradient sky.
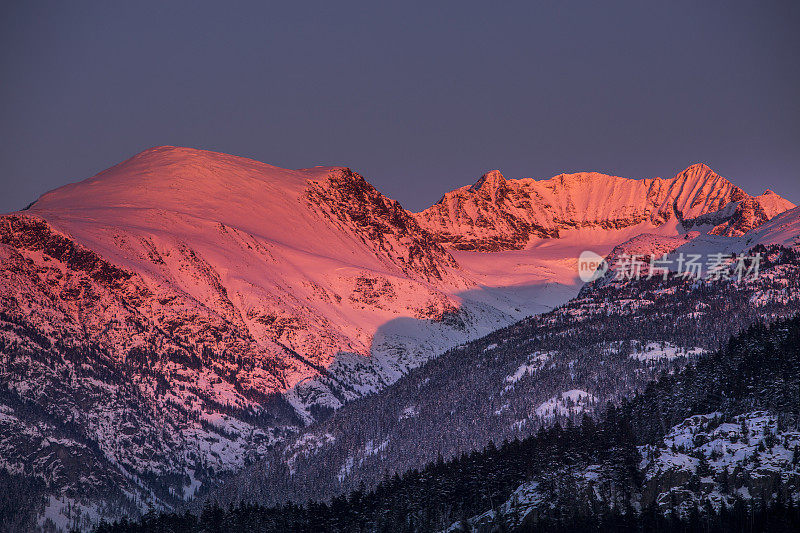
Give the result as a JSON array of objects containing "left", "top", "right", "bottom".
[{"left": 1, "top": 0, "right": 798, "bottom": 213}]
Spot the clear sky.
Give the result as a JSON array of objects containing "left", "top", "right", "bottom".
[{"left": 1, "top": 0, "right": 798, "bottom": 213}]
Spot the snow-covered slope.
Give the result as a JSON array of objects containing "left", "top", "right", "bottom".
[
  {"left": 8, "top": 146, "right": 541, "bottom": 421},
  {"left": 632, "top": 205, "right": 800, "bottom": 275},
  {"left": 0, "top": 147, "right": 795, "bottom": 528},
  {"left": 449, "top": 411, "right": 800, "bottom": 532},
  {"left": 741, "top": 205, "right": 800, "bottom": 250},
  {"left": 414, "top": 164, "right": 794, "bottom": 251}
]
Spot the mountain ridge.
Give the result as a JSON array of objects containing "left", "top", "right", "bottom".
[
  {"left": 0, "top": 146, "right": 797, "bottom": 529},
  {"left": 414, "top": 163, "right": 794, "bottom": 251}
]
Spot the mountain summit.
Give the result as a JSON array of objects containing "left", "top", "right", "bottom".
[{"left": 413, "top": 164, "right": 794, "bottom": 251}]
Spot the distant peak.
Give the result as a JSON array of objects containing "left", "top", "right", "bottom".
[
  {"left": 128, "top": 145, "right": 275, "bottom": 166},
  {"left": 761, "top": 189, "right": 776, "bottom": 196},
  {"left": 469, "top": 170, "right": 506, "bottom": 192},
  {"left": 118, "top": 145, "right": 240, "bottom": 169},
  {"left": 684, "top": 162, "right": 713, "bottom": 172},
  {"left": 145, "top": 145, "right": 179, "bottom": 151},
  {"left": 672, "top": 163, "right": 732, "bottom": 191},
  {"left": 134, "top": 145, "right": 197, "bottom": 158},
  {"left": 676, "top": 163, "right": 718, "bottom": 180}
]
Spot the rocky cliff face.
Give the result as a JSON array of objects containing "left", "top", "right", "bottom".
[
  {"left": 305, "top": 167, "right": 459, "bottom": 283},
  {"left": 414, "top": 164, "right": 794, "bottom": 251}
]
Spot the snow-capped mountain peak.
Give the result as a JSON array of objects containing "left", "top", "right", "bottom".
[
  {"left": 413, "top": 164, "right": 794, "bottom": 251},
  {"left": 468, "top": 170, "right": 507, "bottom": 193}
]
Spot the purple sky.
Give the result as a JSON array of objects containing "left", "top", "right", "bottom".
[{"left": 1, "top": 1, "right": 798, "bottom": 213}]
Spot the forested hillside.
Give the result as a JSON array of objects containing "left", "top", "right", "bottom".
[{"left": 91, "top": 315, "right": 800, "bottom": 532}]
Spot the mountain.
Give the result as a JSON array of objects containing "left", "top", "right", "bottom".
[
  {"left": 6, "top": 147, "right": 588, "bottom": 419},
  {"left": 414, "top": 164, "right": 794, "bottom": 251},
  {"left": 449, "top": 315, "right": 800, "bottom": 532},
  {"left": 0, "top": 147, "right": 795, "bottom": 530},
  {"left": 668, "top": 205, "right": 800, "bottom": 260},
  {"left": 1, "top": 147, "right": 562, "bottom": 529},
  {"left": 589, "top": 204, "right": 800, "bottom": 287},
  {"left": 209, "top": 233, "right": 800, "bottom": 512},
  {"left": 93, "top": 316, "right": 800, "bottom": 533}
]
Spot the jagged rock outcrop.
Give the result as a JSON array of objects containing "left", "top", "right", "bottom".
[{"left": 414, "top": 163, "right": 794, "bottom": 251}]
